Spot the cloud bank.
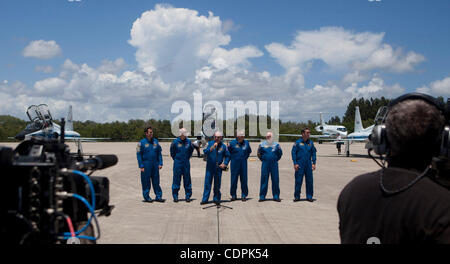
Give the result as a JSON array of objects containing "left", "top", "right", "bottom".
[{"left": 4, "top": 5, "right": 438, "bottom": 123}]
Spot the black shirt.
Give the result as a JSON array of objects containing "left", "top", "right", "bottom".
[{"left": 337, "top": 167, "right": 450, "bottom": 244}]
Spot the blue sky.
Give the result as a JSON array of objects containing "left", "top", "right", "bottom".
[{"left": 0, "top": 0, "right": 449, "bottom": 122}]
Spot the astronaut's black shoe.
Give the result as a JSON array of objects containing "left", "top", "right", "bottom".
[
  {"left": 155, "top": 198, "right": 165, "bottom": 203},
  {"left": 186, "top": 198, "right": 191, "bottom": 203}
]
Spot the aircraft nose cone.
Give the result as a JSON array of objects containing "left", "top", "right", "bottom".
[{"left": 15, "top": 132, "right": 26, "bottom": 140}]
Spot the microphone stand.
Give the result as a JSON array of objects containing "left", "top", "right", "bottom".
[{"left": 202, "top": 141, "right": 232, "bottom": 244}]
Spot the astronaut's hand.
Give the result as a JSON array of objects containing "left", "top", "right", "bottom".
[
  {"left": 294, "top": 164, "right": 299, "bottom": 171},
  {"left": 312, "top": 164, "right": 316, "bottom": 171},
  {"left": 219, "top": 164, "right": 226, "bottom": 169},
  {"left": 159, "top": 165, "right": 163, "bottom": 170},
  {"left": 140, "top": 168, "right": 145, "bottom": 172}
]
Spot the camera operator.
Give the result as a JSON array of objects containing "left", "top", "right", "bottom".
[{"left": 337, "top": 94, "right": 450, "bottom": 244}]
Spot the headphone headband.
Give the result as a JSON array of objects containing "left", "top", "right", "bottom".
[
  {"left": 388, "top": 92, "right": 445, "bottom": 114},
  {"left": 369, "top": 93, "right": 448, "bottom": 157}
]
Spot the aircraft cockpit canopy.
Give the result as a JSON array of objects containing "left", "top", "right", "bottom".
[
  {"left": 37, "top": 104, "right": 53, "bottom": 122},
  {"left": 374, "top": 106, "right": 388, "bottom": 125},
  {"left": 26, "top": 105, "right": 40, "bottom": 123},
  {"left": 26, "top": 104, "right": 53, "bottom": 129}
]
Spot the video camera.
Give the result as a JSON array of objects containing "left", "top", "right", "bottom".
[{"left": 0, "top": 122, "right": 117, "bottom": 244}]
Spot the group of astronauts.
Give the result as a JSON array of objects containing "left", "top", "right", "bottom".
[{"left": 136, "top": 126, "right": 317, "bottom": 205}]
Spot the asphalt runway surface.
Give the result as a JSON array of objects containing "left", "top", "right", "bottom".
[{"left": 2, "top": 141, "right": 379, "bottom": 244}]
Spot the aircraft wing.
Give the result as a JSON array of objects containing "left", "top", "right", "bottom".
[
  {"left": 345, "top": 138, "right": 368, "bottom": 142},
  {"left": 305, "top": 137, "right": 368, "bottom": 143},
  {"left": 335, "top": 138, "right": 368, "bottom": 142},
  {"left": 66, "top": 137, "right": 111, "bottom": 142},
  {"left": 280, "top": 133, "right": 331, "bottom": 138}
]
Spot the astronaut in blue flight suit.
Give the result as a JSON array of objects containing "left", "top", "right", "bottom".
[
  {"left": 227, "top": 130, "right": 252, "bottom": 201},
  {"left": 201, "top": 131, "right": 231, "bottom": 205},
  {"left": 170, "top": 128, "right": 194, "bottom": 203},
  {"left": 291, "top": 128, "right": 317, "bottom": 202},
  {"left": 257, "top": 132, "right": 283, "bottom": 202},
  {"left": 136, "top": 126, "right": 164, "bottom": 203}
]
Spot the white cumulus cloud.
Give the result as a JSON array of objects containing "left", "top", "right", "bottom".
[
  {"left": 34, "top": 77, "right": 67, "bottom": 96},
  {"left": 23, "top": 40, "right": 62, "bottom": 59},
  {"left": 208, "top": 46, "right": 263, "bottom": 70},
  {"left": 345, "top": 75, "right": 405, "bottom": 99},
  {"left": 353, "top": 44, "right": 425, "bottom": 73},
  {"left": 416, "top": 76, "right": 450, "bottom": 96},
  {"left": 265, "top": 27, "right": 424, "bottom": 75},
  {"left": 128, "top": 4, "right": 231, "bottom": 82},
  {"left": 97, "top": 58, "right": 126, "bottom": 74},
  {"left": 3, "top": 6, "right": 433, "bottom": 124}
]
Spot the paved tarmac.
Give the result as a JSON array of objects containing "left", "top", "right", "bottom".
[{"left": 2, "top": 141, "right": 379, "bottom": 244}]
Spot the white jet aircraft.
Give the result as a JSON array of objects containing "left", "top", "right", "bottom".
[
  {"left": 280, "top": 112, "right": 348, "bottom": 140},
  {"left": 339, "top": 106, "right": 387, "bottom": 156},
  {"left": 15, "top": 104, "right": 109, "bottom": 154}
]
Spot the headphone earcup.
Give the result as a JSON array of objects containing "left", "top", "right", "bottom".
[
  {"left": 370, "top": 125, "right": 388, "bottom": 155},
  {"left": 440, "top": 125, "right": 450, "bottom": 157}
]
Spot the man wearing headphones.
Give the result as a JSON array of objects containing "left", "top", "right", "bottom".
[{"left": 337, "top": 93, "right": 450, "bottom": 243}]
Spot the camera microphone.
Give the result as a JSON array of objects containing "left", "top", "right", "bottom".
[{"left": 75, "top": 154, "right": 118, "bottom": 171}]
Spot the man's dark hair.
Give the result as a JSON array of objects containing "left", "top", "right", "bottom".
[
  {"left": 301, "top": 127, "right": 310, "bottom": 134},
  {"left": 144, "top": 126, "right": 153, "bottom": 134},
  {"left": 386, "top": 99, "right": 444, "bottom": 160}
]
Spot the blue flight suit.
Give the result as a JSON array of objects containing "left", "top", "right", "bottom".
[
  {"left": 257, "top": 141, "right": 283, "bottom": 200},
  {"left": 291, "top": 138, "right": 317, "bottom": 200},
  {"left": 227, "top": 139, "right": 252, "bottom": 199},
  {"left": 202, "top": 141, "right": 231, "bottom": 203},
  {"left": 170, "top": 137, "right": 194, "bottom": 200},
  {"left": 136, "top": 137, "right": 163, "bottom": 201}
]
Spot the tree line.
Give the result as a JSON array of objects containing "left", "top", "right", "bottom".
[{"left": 2, "top": 96, "right": 445, "bottom": 142}]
